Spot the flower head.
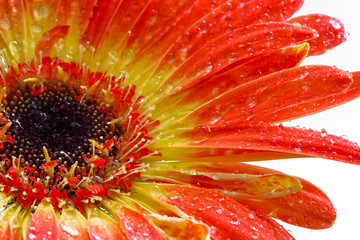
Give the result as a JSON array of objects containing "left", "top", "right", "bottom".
[{"left": 0, "top": 0, "right": 360, "bottom": 239}]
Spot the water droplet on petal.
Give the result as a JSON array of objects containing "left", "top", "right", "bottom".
[
  {"left": 122, "top": 48, "right": 135, "bottom": 65},
  {"left": 61, "top": 224, "right": 80, "bottom": 236},
  {"left": 9, "top": 40, "right": 23, "bottom": 54},
  {"left": 192, "top": 125, "right": 211, "bottom": 143},
  {"left": 0, "top": 18, "right": 10, "bottom": 30},
  {"left": 32, "top": 23, "right": 42, "bottom": 33},
  {"left": 34, "top": 6, "right": 49, "bottom": 20}
]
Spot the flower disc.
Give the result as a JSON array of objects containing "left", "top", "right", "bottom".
[{"left": 0, "top": 58, "right": 155, "bottom": 210}]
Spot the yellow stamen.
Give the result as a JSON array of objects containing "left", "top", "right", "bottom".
[
  {"left": 88, "top": 139, "right": 103, "bottom": 150},
  {"left": 0, "top": 122, "right": 11, "bottom": 139},
  {"left": 43, "top": 146, "right": 51, "bottom": 163},
  {"left": 43, "top": 147, "right": 54, "bottom": 179},
  {"left": 108, "top": 117, "right": 122, "bottom": 125},
  {"left": 65, "top": 162, "right": 78, "bottom": 179},
  {"left": 0, "top": 87, "right": 6, "bottom": 106},
  {"left": 23, "top": 77, "right": 40, "bottom": 83},
  {"left": 87, "top": 80, "right": 100, "bottom": 95}
]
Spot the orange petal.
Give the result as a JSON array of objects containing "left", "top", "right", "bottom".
[{"left": 25, "top": 200, "right": 59, "bottom": 240}]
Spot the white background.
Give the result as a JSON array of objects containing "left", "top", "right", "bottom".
[{"left": 254, "top": 0, "right": 360, "bottom": 239}]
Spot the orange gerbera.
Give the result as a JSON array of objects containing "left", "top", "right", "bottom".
[{"left": 0, "top": 0, "right": 359, "bottom": 239}]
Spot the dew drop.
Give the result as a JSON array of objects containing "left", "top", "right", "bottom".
[
  {"left": 61, "top": 224, "right": 80, "bottom": 236},
  {"left": 9, "top": 40, "right": 23, "bottom": 54},
  {"left": 148, "top": 16, "right": 157, "bottom": 25},
  {"left": 246, "top": 97, "right": 256, "bottom": 108},
  {"left": 192, "top": 125, "right": 211, "bottom": 143},
  {"left": 0, "top": 18, "right": 10, "bottom": 30},
  {"left": 31, "top": 23, "right": 42, "bottom": 33},
  {"left": 228, "top": 52, "right": 237, "bottom": 61},
  {"left": 28, "top": 233, "right": 36, "bottom": 240},
  {"left": 329, "top": 19, "right": 342, "bottom": 30},
  {"left": 34, "top": 6, "right": 49, "bottom": 20},
  {"left": 122, "top": 48, "right": 135, "bottom": 65},
  {"left": 204, "top": 62, "right": 213, "bottom": 73}
]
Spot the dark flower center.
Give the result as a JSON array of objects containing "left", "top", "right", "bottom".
[{"left": 1, "top": 83, "right": 122, "bottom": 173}]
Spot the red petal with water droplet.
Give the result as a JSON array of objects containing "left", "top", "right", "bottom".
[
  {"left": 25, "top": 203, "right": 59, "bottom": 240},
  {"left": 238, "top": 178, "right": 336, "bottom": 229},
  {"left": 151, "top": 184, "right": 294, "bottom": 240},
  {"left": 180, "top": 65, "right": 352, "bottom": 126},
  {"left": 289, "top": 14, "right": 346, "bottom": 55},
  {"left": 154, "top": 43, "right": 309, "bottom": 118},
  {"left": 157, "top": 23, "right": 317, "bottom": 93},
  {"left": 257, "top": 71, "right": 360, "bottom": 123},
  {"left": 114, "top": 204, "right": 162, "bottom": 240},
  {"left": 180, "top": 124, "right": 360, "bottom": 164},
  {"left": 183, "top": 162, "right": 336, "bottom": 229},
  {"left": 128, "top": 0, "right": 304, "bottom": 61}
]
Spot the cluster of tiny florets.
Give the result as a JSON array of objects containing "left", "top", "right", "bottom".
[{"left": 0, "top": 57, "right": 158, "bottom": 211}]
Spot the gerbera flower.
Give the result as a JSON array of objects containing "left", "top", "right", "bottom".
[{"left": 0, "top": 0, "right": 360, "bottom": 239}]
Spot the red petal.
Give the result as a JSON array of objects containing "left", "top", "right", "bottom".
[
  {"left": 237, "top": 178, "right": 336, "bottom": 229},
  {"left": 35, "top": 25, "right": 70, "bottom": 57},
  {"left": 179, "top": 162, "right": 336, "bottom": 229},
  {"left": 289, "top": 14, "right": 346, "bottom": 55},
  {"left": 83, "top": 0, "right": 149, "bottom": 51},
  {"left": 153, "top": 43, "right": 309, "bottom": 119},
  {"left": 180, "top": 124, "right": 360, "bottom": 164},
  {"left": 257, "top": 71, "right": 360, "bottom": 123},
  {"left": 129, "top": 0, "right": 304, "bottom": 61},
  {"left": 25, "top": 202, "right": 59, "bottom": 240},
  {"left": 114, "top": 204, "right": 162, "bottom": 240},
  {"left": 57, "top": 0, "right": 97, "bottom": 35},
  {"left": 80, "top": 0, "right": 123, "bottom": 48},
  {"left": 144, "top": 184, "right": 294, "bottom": 240},
  {"left": 156, "top": 23, "right": 317, "bottom": 93},
  {"left": 179, "top": 65, "right": 352, "bottom": 126}
]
